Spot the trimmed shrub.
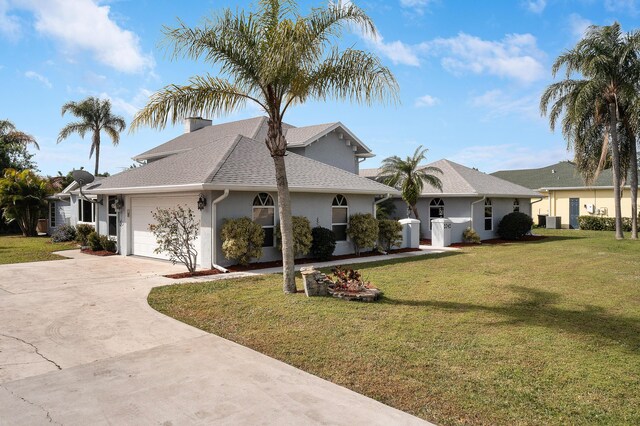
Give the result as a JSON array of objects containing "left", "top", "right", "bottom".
[
  {"left": 578, "top": 215, "right": 636, "bottom": 232},
  {"left": 497, "top": 212, "right": 533, "bottom": 240},
  {"left": 378, "top": 219, "right": 402, "bottom": 251},
  {"left": 347, "top": 213, "right": 379, "bottom": 255},
  {"left": 310, "top": 226, "right": 336, "bottom": 261},
  {"left": 221, "top": 217, "right": 264, "bottom": 265},
  {"left": 75, "top": 224, "right": 94, "bottom": 246},
  {"left": 87, "top": 231, "right": 102, "bottom": 251},
  {"left": 51, "top": 224, "right": 76, "bottom": 242},
  {"left": 462, "top": 227, "right": 481, "bottom": 244},
  {"left": 99, "top": 235, "right": 117, "bottom": 253},
  {"left": 276, "top": 216, "right": 312, "bottom": 258}
]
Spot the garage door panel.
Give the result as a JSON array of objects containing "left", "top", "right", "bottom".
[{"left": 130, "top": 196, "right": 201, "bottom": 262}]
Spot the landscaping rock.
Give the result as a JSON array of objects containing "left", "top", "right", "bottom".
[
  {"left": 328, "top": 287, "right": 382, "bottom": 302},
  {"left": 300, "top": 266, "right": 331, "bottom": 297}
]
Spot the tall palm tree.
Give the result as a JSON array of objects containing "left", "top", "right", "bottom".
[
  {"left": 377, "top": 145, "right": 442, "bottom": 225},
  {"left": 130, "top": 0, "right": 398, "bottom": 294},
  {"left": 58, "top": 97, "right": 126, "bottom": 176},
  {"left": 541, "top": 23, "right": 640, "bottom": 240},
  {"left": 0, "top": 120, "right": 39, "bottom": 172}
]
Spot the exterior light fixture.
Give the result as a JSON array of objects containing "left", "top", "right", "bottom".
[{"left": 197, "top": 193, "right": 207, "bottom": 210}]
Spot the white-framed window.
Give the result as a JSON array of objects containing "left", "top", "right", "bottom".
[
  {"left": 484, "top": 198, "right": 493, "bottom": 231},
  {"left": 49, "top": 202, "right": 56, "bottom": 228},
  {"left": 108, "top": 196, "right": 117, "bottom": 238},
  {"left": 253, "top": 193, "right": 275, "bottom": 247},
  {"left": 331, "top": 194, "right": 348, "bottom": 241},
  {"left": 513, "top": 199, "right": 520, "bottom": 212},
  {"left": 77, "top": 198, "right": 95, "bottom": 223},
  {"left": 429, "top": 198, "right": 445, "bottom": 230}
]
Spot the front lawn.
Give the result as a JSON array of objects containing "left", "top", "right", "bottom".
[
  {"left": 148, "top": 229, "right": 640, "bottom": 425},
  {"left": 0, "top": 235, "right": 77, "bottom": 264}
]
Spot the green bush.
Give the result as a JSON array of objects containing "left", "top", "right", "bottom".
[
  {"left": 51, "top": 224, "right": 77, "bottom": 242},
  {"left": 310, "top": 226, "right": 336, "bottom": 261},
  {"left": 76, "top": 224, "right": 94, "bottom": 246},
  {"left": 221, "top": 217, "right": 264, "bottom": 265},
  {"left": 497, "top": 212, "right": 533, "bottom": 240},
  {"left": 462, "top": 227, "right": 481, "bottom": 243},
  {"left": 99, "top": 235, "right": 117, "bottom": 253},
  {"left": 378, "top": 219, "right": 402, "bottom": 251},
  {"left": 276, "top": 216, "right": 312, "bottom": 258},
  {"left": 578, "top": 215, "right": 636, "bottom": 232},
  {"left": 87, "top": 231, "right": 102, "bottom": 251},
  {"left": 347, "top": 213, "right": 379, "bottom": 255}
]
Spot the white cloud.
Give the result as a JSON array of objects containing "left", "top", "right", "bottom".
[
  {"left": 5, "top": 0, "right": 153, "bottom": 73},
  {"left": 469, "top": 89, "right": 540, "bottom": 120},
  {"left": 568, "top": 14, "right": 592, "bottom": 40},
  {"left": 399, "top": 0, "right": 435, "bottom": 15},
  {"left": 99, "top": 88, "right": 153, "bottom": 117},
  {"left": 423, "top": 32, "right": 546, "bottom": 84},
  {"left": 365, "top": 32, "right": 421, "bottom": 66},
  {"left": 449, "top": 144, "right": 571, "bottom": 173},
  {"left": 415, "top": 94, "right": 439, "bottom": 107},
  {"left": 24, "top": 70, "right": 52, "bottom": 88},
  {"left": 523, "top": 0, "right": 546, "bottom": 14},
  {"left": 0, "top": 0, "right": 20, "bottom": 39},
  {"left": 605, "top": 0, "right": 638, "bottom": 15}
]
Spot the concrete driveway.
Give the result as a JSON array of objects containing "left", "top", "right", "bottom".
[{"left": 0, "top": 251, "right": 428, "bottom": 425}]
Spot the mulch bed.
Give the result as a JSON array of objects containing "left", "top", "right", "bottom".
[
  {"left": 80, "top": 248, "right": 117, "bottom": 256},
  {"left": 421, "top": 235, "right": 547, "bottom": 248},
  {"left": 164, "top": 269, "right": 224, "bottom": 279}
]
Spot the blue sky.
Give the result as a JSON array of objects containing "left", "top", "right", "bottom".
[{"left": 1, "top": 0, "right": 639, "bottom": 176}]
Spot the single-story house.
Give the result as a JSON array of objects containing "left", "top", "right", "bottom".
[
  {"left": 360, "top": 159, "right": 541, "bottom": 242},
  {"left": 491, "top": 161, "right": 640, "bottom": 229},
  {"left": 53, "top": 117, "right": 399, "bottom": 268}
]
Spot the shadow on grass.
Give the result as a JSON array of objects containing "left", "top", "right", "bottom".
[
  {"left": 384, "top": 286, "right": 640, "bottom": 351},
  {"left": 318, "top": 250, "right": 464, "bottom": 272}
]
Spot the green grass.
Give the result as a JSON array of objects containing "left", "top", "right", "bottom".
[
  {"left": 148, "top": 229, "right": 640, "bottom": 425},
  {"left": 0, "top": 235, "right": 77, "bottom": 264}
]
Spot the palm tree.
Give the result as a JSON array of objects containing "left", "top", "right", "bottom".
[
  {"left": 0, "top": 120, "right": 39, "bottom": 172},
  {"left": 541, "top": 23, "right": 640, "bottom": 240},
  {"left": 58, "top": 97, "right": 126, "bottom": 176},
  {"left": 130, "top": 0, "right": 398, "bottom": 294},
  {"left": 377, "top": 145, "right": 442, "bottom": 226}
]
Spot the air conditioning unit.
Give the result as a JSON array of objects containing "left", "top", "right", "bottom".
[{"left": 585, "top": 204, "right": 595, "bottom": 214}]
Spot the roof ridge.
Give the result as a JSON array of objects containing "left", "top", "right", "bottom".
[
  {"left": 204, "top": 134, "right": 246, "bottom": 183},
  {"left": 250, "top": 116, "right": 268, "bottom": 140},
  {"left": 436, "top": 159, "right": 477, "bottom": 194}
]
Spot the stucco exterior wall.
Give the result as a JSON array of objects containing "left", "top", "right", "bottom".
[
  {"left": 287, "top": 133, "right": 359, "bottom": 174},
  {"left": 213, "top": 191, "right": 375, "bottom": 266},
  {"left": 48, "top": 199, "right": 71, "bottom": 232},
  {"left": 544, "top": 188, "right": 638, "bottom": 228}
]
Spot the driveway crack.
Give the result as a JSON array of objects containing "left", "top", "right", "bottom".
[
  {"left": 0, "top": 384, "right": 61, "bottom": 425},
  {"left": 0, "top": 333, "right": 62, "bottom": 370}
]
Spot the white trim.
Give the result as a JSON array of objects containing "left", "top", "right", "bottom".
[
  {"left": 484, "top": 198, "right": 493, "bottom": 231},
  {"left": 287, "top": 122, "right": 373, "bottom": 155},
  {"left": 331, "top": 194, "right": 349, "bottom": 242},
  {"left": 252, "top": 193, "right": 276, "bottom": 248},
  {"left": 428, "top": 197, "right": 445, "bottom": 230}
]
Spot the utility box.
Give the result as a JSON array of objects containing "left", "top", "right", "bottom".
[
  {"left": 432, "top": 218, "right": 453, "bottom": 248},
  {"left": 398, "top": 218, "right": 420, "bottom": 249},
  {"left": 546, "top": 216, "right": 561, "bottom": 229}
]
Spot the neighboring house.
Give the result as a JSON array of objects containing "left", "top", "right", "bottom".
[
  {"left": 47, "top": 181, "right": 77, "bottom": 233},
  {"left": 360, "top": 159, "right": 541, "bottom": 242},
  {"left": 62, "top": 117, "right": 398, "bottom": 267},
  {"left": 491, "top": 161, "right": 640, "bottom": 229}
]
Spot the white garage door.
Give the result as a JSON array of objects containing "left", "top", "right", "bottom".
[{"left": 130, "top": 195, "right": 201, "bottom": 262}]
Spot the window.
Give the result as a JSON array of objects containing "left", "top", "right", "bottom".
[
  {"left": 77, "top": 198, "right": 95, "bottom": 223},
  {"left": 331, "top": 194, "right": 348, "bottom": 241},
  {"left": 429, "top": 198, "right": 445, "bottom": 230},
  {"left": 253, "top": 193, "right": 275, "bottom": 247},
  {"left": 49, "top": 202, "right": 56, "bottom": 228},
  {"left": 513, "top": 199, "right": 520, "bottom": 212},
  {"left": 108, "top": 196, "right": 117, "bottom": 238},
  {"left": 484, "top": 198, "right": 493, "bottom": 231}
]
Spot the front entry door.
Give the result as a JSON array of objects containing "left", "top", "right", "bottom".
[{"left": 569, "top": 198, "right": 580, "bottom": 229}]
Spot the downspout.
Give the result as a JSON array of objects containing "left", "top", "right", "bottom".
[
  {"left": 211, "top": 189, "right": 230, "bottom": 273},
  {"left": 470, "top": 196, "right": 486, "bottom": 230},
  {"left": 373, "top": 193, "right": 392, "bottom": 219}
]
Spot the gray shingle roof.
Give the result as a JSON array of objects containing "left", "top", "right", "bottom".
[
  {"left": 89, "top": 135, "right": 397, "bottom": 195},
  {"left": 490, "top": 161, "right": 632, "bottom": 189},
  {"left": 359, "top": 160, "right": 540, "bottom": 198}
]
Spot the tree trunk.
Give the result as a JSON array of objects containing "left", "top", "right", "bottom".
[
  {"left": 266, "top": 117, "right": 296, "bottom": 294},
  {"left": 410, "top": 204, "right": 422, "bottom": 239},
  {"left": 93, "top": 131, "right": 100, "bottom": 176},
  {"left": 629, "top": 138, "right": 638, "bottom": 239},
  {"left": 608, "top": 102, "right": 624, "bottom": 239}
]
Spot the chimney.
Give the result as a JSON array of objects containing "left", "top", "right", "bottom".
[{"left": 184, "top": 117, "right": 212, "bottom": 133}]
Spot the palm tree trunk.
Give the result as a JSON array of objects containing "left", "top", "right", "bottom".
[
  {"left": 629, "top": 139, "right": 638, "bottom": 239},
  {"left": 608, "top": 102, "right": 624, "bottom": 239},
  {"left": 93, "top": 131, "right": 100, "bottom": 176},
  {"left": 411, "top": 204, "right": 422, "bottom": 238}
]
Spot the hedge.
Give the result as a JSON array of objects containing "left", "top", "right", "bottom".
[{"left": 578, "top": 215, "right": 637, "bottom": 232}]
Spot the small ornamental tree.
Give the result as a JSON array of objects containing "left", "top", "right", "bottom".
[
  {"left": 220, "top": 217, "right": 263, "bottom": 265},
  {"left": 347, "top": 213, "right": 379, "bottom": 255},
  {"left": 276, "top": 216, "right": 312, "bottom": 258},
  {"left": 149, "top": 205, "right": 199, "bottom": 273},
  {"left": 378, "top": 219, "right": 402, "bottom": 251}
]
